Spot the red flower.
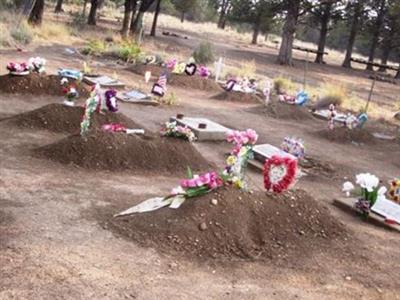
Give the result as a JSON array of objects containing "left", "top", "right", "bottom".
[{"left": 263, "top": 155, "right": 297, "bottom": 193}]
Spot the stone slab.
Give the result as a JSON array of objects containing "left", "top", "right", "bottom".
[
  {"left": 333, "top": 197, "right": 400, "bottom": 232},
  {"left": 83, "top": 75, "right": 125, "bottom": 88},
  {"left": 170, "top": 117, "right": 231, "bottom": 141},
  {"left": 117, "top": 90, "right": 158, "bottom": 106},
  {"left": 252, "top": 144, "right": 296, "bottom": 163},
  {"left": 312, "top": 109, "right": 347, "bottom": 125}
]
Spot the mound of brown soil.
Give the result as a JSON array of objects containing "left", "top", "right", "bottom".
[
  {"left": 34, "top": 130, "right": 211, "bottom": 174},
  {"left": 103, "top": 187, "right": 349, "bottom": 262},
  {"left": 130, "top": 64, "right": 222, "bottom": 92},
  {"left": 211, "top": 91, "right": 263, "bottom": 103},
  {"left": 168, "top": 74, "right": 222, "bottom": 92},
  {"left": 315, "top": 127, "right": 375, "bottom": 144},
  {"left": 7, "top": 103, "right": 142, "bottom": 134},
  {"left": 130, "top": 64, "right": 164, "bottom": 77},
  {"left": 0, "top": 73, "right": 88, "bottom": 97},
  {"left": 248, "top": 100, "right": 313, "bottom": 121}
]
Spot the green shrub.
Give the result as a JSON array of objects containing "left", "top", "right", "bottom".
[
  {"left": 193, "top": 41, "right": 215, "bottom": 64},
  {"left": 118, "top": 41, "right": 141, "bottom": 63},
  {"left": 10, "top": 22, "right": 33, "bottom": 45},
  {"left": 82, "top": 39, "right": 107, "bottom": 55},
  {"left": 273, "top": 76, "right": 295, "bottom": 95}
]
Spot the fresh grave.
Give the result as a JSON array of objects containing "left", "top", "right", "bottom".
[
  {"left": 312, "top": 104, "right": 368, "bottom": 130},
  {"left": 6, "top": 103, "right": 143, "bottom": 134},
  {"left": 169, "top": 115, "right": 231, "bottom": 141},
  {"left": 0, "top": 73, "right": 89, "bottom": 97},
  {"left": 109, "top": 130, "right": 349, "bottom": 261},
  {"left": 34, "top": 86, "right": 210, "bottom": 174}
]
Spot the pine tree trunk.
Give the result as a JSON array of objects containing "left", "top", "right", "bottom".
[
  {"left": 315, "top": 4, "right": 331, "bottom": 64},
  {"left": 342, "top": 2, "right": 362, "bottom": 68},
  {"left": 378, "top": 37, "right": 393, "bottom": 72},
  {"left": 150, "top": 0, "right": 161, "bottom": 37},
  {"left": 28, "top": 0, "right": 45, "bottom": 25},
  {"left": 121, "top": 0, "right": 133, "bottom": 38},
  {"left": 54, "top": 0, "right": 63, "bottom": 13},
  {"left": 218, "top": 9, "right": 225, "bottom": 29},
  {"left": 88, "top": 0, "right": 98, "bottom": 25},
  {"left": 277, "top": 0, "right": 300, "bottom": 66},
  {"left": 180, "top": 11, "right": 185, "bottom": 23},
  {"left": 131, "top": 11, "right": 144, "bottom": 35},
  {"left": 252, "top": 18, "right": 260, "bottom": 45},
  {"left": 82, "top": 0, "right": 89, "bottom": 16},
  {"left": 366, "top": 0, "right": 386, "bottom": 71},
  {"left": 129, "top": 1, "right": 138, "bottom": 32}
]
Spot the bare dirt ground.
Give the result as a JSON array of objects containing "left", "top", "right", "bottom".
[{"left": 1, "top": 19, "right": 400, "bottom": 299}]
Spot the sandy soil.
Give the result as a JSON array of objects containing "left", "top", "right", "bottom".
[{"left": 1, "top": 34, "right": 400, "bottom": 300}]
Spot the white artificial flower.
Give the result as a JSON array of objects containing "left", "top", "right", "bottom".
[
  {"left": 342, "top": 181, "right": 355, "bottom": 197},
  {"left": 61, "top": 77, "right": 68, "bottom": 85},
  {"left": 378, "top": 186, "right": 387, "bottom": 197},
  {"left": 356, "top": 173, "right": 379, "bottom": 192},
  {"left": 171, "top": 186, "right": 185, "bottom": 195}
]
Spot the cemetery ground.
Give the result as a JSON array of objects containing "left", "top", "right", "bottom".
[{"left": 1, "top": 18, "right": 400, "bottom": 300}]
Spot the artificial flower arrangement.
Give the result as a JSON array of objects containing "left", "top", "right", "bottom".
[
  {"left": 160, "top": 121, "right": 196, "bottom": 142},
  {"left": 104, "top": 89, "right": 118, "bottom": 112},
  {"left": 115, "top": 129, "right": 259, "bottom": 216},
  {"left": 28, "top": 57, "right": 46, "bottom": 73},
  {"left": 7, "top": 62, "right": 30, "bottom": 75},
  {"left": 342, "top": 173, "right": 387, "bottom": 217},
  {"left": 281, "top": 137, "right": 305, "bottom": 159},
  {"left": 389, "top": 178, "right": 400, "bottom": 203},
  {"left": 61, "top": 77, "right": 79, "bottom": 107},
  {"left": 102, "top": 123, "right": 145, "bottom": 135},
  {"left": 80, "top": 84, "right": 101, "bottom": 136},
  {"left": 198, "top": 65, "right": 210, "bottom": 78}
]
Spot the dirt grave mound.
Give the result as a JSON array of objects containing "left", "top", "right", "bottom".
[
  {"left": 211, "top": 91, "right": 263, "bottom": 103},
  {"left": 315, "top": 127, "right": 375, "bottom": 144},
  {"left": 102, "top": 187, "right": 350, "bottom": 262},
  {"left": 0, "top": 73, "right": 88, "bottom": 97},
  {"left": 248, "top": 100, "right": 313, "bottom": 121},
  {"left": 7, "top": 103, "right": 142, "bottom": 134},
  {"left": 130, "top": 64, "right": 222, "bottom": 92},
  {"left": 34, "top": 130, "right": 211, "bottom": 174}
]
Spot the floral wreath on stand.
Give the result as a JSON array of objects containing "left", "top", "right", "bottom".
[
  {"left": 61, "top": 77, "right": 79, "bottom": 107},
  {"left": 263, "top": 155, "right": 298, "bottom": 193},
  {"left": 104, "top": 89, "right": 118, "bottom": 113},
  {"left": 80, "top": 84, "right": 101, "bottom": 136},
  {"left": 7, "top": 62, "right": 30, "bottom": 76},
  {"left": 160, "top": 121, "right": 196, "bottom": 142}
]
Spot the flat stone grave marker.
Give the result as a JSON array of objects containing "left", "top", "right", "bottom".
[
  {"left": 312, "top": 109, "right": 347, "bottom": 125},
  {"left": 170, "top": 117, "right": 231, "bottom": 141},
  {"left": 253, "top": 144, "right": 296, "bottom": 163},
  {"left": 117, "top": 90, "right": 158, "bottom": 106},
  {"left": 83, "top": 75, "right": 125, "bottom": 88}
]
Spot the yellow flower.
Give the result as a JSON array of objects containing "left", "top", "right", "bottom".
[
  {"left": 226, "top": 155, "right": 237, "bottom": 166},
  {"left": 233, "top": 178, "right": 244, "bottom": 189}
]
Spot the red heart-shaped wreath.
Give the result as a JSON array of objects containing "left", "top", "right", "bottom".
[{"left": 263, "top": 155, "right": 298, "bottom": 193}]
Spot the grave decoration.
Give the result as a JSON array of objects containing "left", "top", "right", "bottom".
[
  {"left": 151, "top": 72, "right": 167, "bottom": 97},
  {"left": 101, "top": 124, "right": 145, "bottom": 135},
  {"left": 281, "top": 137, "right": 305, "bottom": 159},
  {"left": 263, "top": 156, "right": 298, "bottom": 193},
  {"left": 223, "top": 129, "right": 258, "bottom": 189},
  {"left": 278, "top": 90, "right": 309, "bottom": 106},
  {"left": 115, "top": 129, "right": 259, "bottom": 216},
  {"left": 58, "top": 69, "right": 83, "bottom": 81},
  {"left": 224, "top": 77, "right": 257, "bottom": 94},
  {"left": 185, "top": 63, "right": 197, "bottom": 76},
  {"left": 103, "top": 89, "right": 118, "bottom": 113},
  {"left": 263, "top": 81, "right": 271, "bottom": 105},
  {"left": 345, "top": 113, "right": 368, "bottom": 129},
  {"left": 327, "top": 104, "right": 336, "bottom": 130},
  {"left": 198, "top": 65, "right": 210, "bottom": 78},
  {"left": 61, "top": 77, "right": 79, "bottom": 107},
  {"left": 389, "top": 178, "right": 400, "bottom": 203},
  {"left": 166, "top": 58, "right": 177, "bottom": 70},
  {"left": 342, "top": 173, "right": 387, "bottom": 217},
  {"left": 160, "top": 121, "right": 196, "bottom": 142},
  {"left": 28, "top": 57, "right": 46, "bottom": 73},
  {"left": 7, "top": 62, "right": 30, "bottom": 76},
  {"left": 80, "top": 84, "right": 101, "bottom": 136},
  {"left": 144, "top": 71, "right": 151, "bottom": 83}
]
